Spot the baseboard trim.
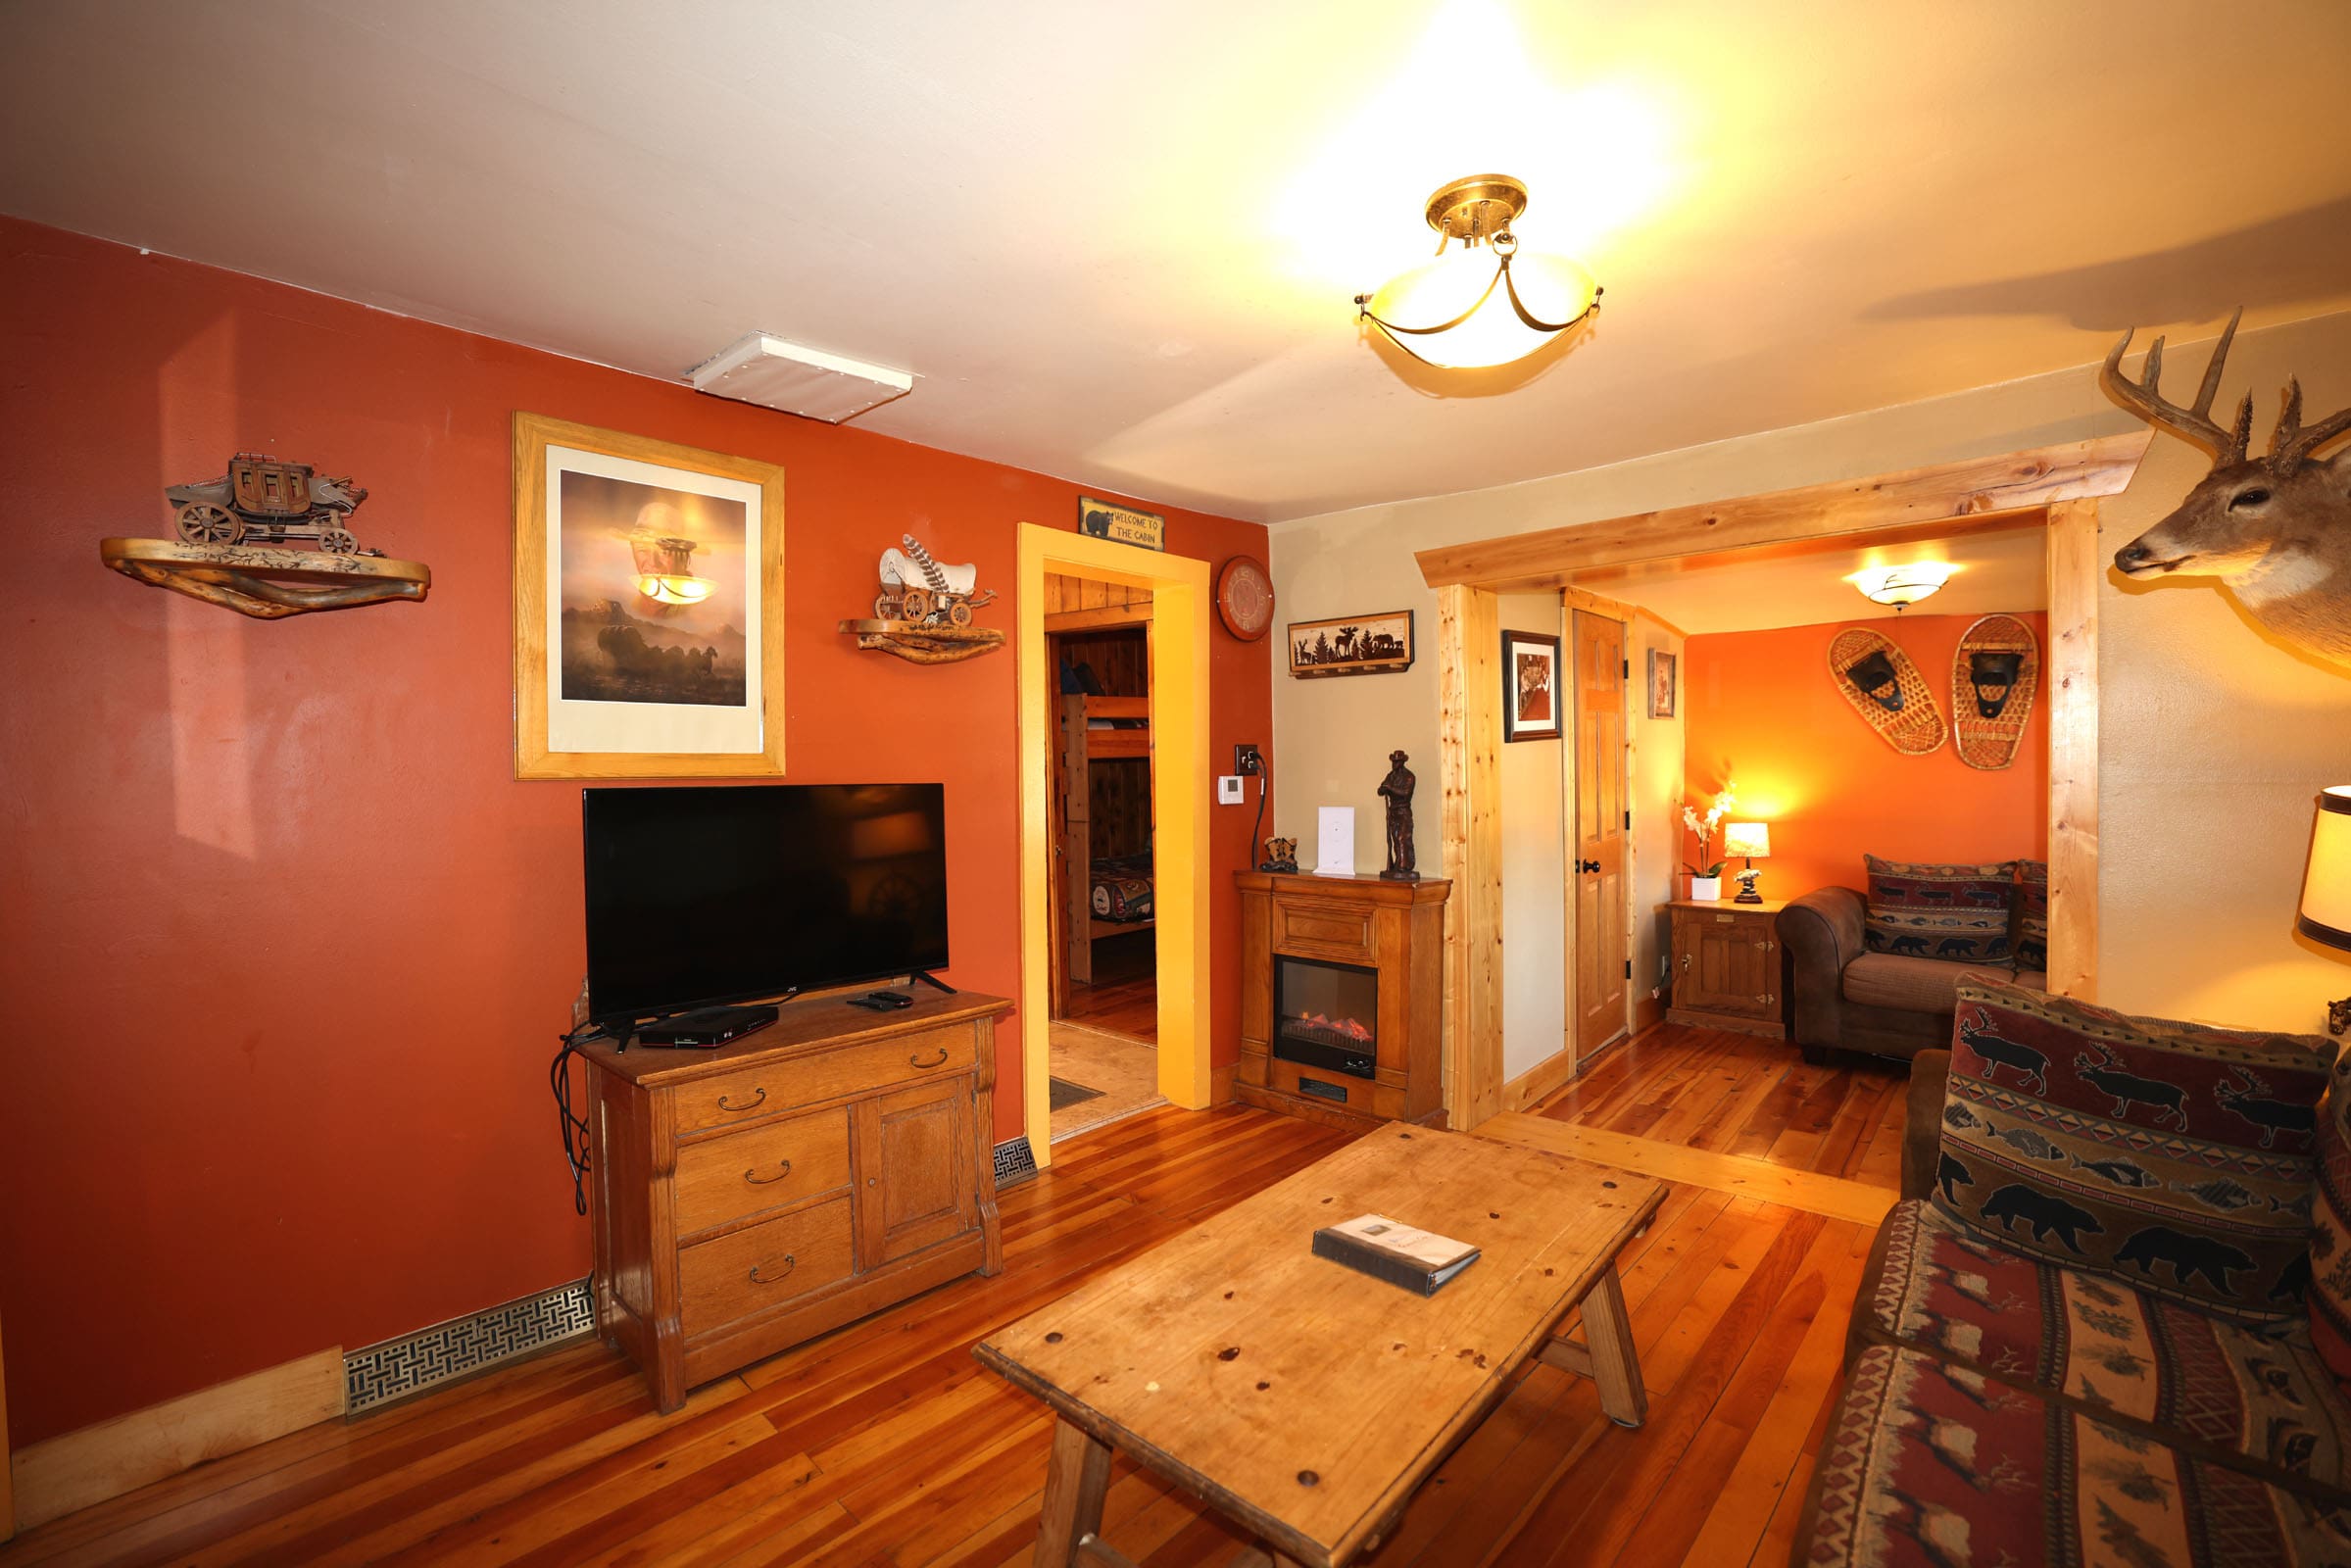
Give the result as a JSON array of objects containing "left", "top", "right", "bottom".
[
  {"left": 344, "top": 1277, "right": 593, "bottom": 1416},
  {"left": 10, "top": 1347, "right": 346, "bottom": 1531},
  {"left": 993, "top": 1136, "right": 1039, "bottom": 1189},
  {"left": 1503, "top": 1049, "right": 1580, "bottom": 1112}
]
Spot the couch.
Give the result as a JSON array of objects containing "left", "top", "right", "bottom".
[
  {"left": 1792, "top": 978, "right": 2351, "bottom": 1566},
  {"left": 1779, "top": 884, "right": 2047, "bottom": 1064}
]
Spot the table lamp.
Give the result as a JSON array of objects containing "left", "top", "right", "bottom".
[
  {"left": 1723, "top": 821, "right": 1772, "bottom": 905},
  {"left": 2296, "top": 785, "right": 2351, "bottom": 1036}
]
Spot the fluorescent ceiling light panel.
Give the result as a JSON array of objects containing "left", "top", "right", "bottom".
[{"left": 687, "top": 332, "right": 915, "bottom": 423}]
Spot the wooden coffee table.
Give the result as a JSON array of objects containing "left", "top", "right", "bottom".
[{"left": 973, "top": 1124, "right": 1667, "bottom": 1568}]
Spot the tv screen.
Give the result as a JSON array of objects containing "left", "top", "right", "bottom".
[{"left": 583, "top": 783, "right": 949, "bottom": 1022}]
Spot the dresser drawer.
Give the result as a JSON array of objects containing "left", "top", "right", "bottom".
[
  {"left": 1275, "top": 901, "right": 1377, "bottom": 964},
  {"left": 674, "top": 1108, "right": 852, "bottom": 1237},
  {"left": 675, "top": 1026, "right": 977, "bottom": 1133},
  {"left": 680, "top": 1196, "right": 856, "bottom": 1339}
]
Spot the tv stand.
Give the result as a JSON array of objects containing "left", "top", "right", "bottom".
[{"left": 908, "top": 969, "right": 955, "bottom": 995}]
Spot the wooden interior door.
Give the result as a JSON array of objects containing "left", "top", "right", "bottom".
[{"left": 1572, "top": 610, "right": 1629, "bottom": 1059}]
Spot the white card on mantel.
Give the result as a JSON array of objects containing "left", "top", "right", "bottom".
[{"left": 1314, "top": 807, "right": 1354, "bottom": 874}]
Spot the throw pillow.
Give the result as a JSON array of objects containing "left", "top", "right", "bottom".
[
  {"left": 1862, "top": 855, "right": 2018, "bottom": 966},
  {"left": 2313, "top": 1062, "right": 2351, "bottom": 1391},
  {"left": 1934, "top": 974, "right": 2336, "bottom": 1326},
  {"left": 2014, "top": 858, "right": 2049, "bottom": 972}
]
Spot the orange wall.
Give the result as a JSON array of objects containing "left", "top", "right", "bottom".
[
  {"left": 1682, "top": 613, "right": 2048, "bottom": 901},
  {"left": 0, "top": 218, "right": 1273, "bottom": 1446}
]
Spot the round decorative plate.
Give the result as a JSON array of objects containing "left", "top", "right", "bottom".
[{"left": 1215, "top": 556, "right": 1274, "bottom": 641}]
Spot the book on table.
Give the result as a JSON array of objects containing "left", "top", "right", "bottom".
[{"left": 1311, "top": 1213, "right": 1480, "bottom": 1295}]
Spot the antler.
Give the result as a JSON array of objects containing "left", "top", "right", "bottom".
[
  {"left": 2100, "top": 307, "right": 2250, "bottom": 464},
  {"left": 2272, "top": 377, "right": 2351, "bottom": 473}
]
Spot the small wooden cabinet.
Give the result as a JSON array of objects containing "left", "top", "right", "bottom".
[
  {"left": 1665, "top": 899, "right": 1790, "bottom": 1039},
  {"left": 580, "top": 992, "right": 1009, "bottom": 1411}
]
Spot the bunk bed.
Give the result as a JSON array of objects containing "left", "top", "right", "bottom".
[{"left": 1056, "top": 692, "right": 1151, "bottom": 986}]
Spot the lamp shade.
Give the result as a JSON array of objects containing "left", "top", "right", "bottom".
[
  {"left": 1722, "top": 821, "right": 1771, "bottom": 859},
  {"left": 2298, "top": 787, "right": 2351, "bottom": 951},
  {"left": 1363, "top": 246, "right": 1598, "bottom": 370}
]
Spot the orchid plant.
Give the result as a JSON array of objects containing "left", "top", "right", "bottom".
[{"left": 1681, "top": 782, "right": 1738, "bottom": 878}]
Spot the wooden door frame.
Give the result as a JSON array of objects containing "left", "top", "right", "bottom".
[
  {"left": 1016, "top": 525, "right": 1213, "bottom": 1170},
  {"left": 1425, "top": 437, "right": 2146, "bottom": 1130}
]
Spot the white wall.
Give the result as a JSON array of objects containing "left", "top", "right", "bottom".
[
  {"left": 1269, "top": 308, "right": 2351, "bottom": 1036},
  {"left": 1497, "top": 593, "right": 1567, "bottom": 1082}
]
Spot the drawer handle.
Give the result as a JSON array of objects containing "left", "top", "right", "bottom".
[
  {"left": 744, "top": 1158, "right": 795, "bottom": 1186},
  {"left": 716, "top": 1087, "right": 767, "bottom": 1113},
  {"left": 748, "top": 1255, "right": 796, "bottom": 1286},
  {"left": 909, "top": 1048, "right": 951, "bottom": 1069}
]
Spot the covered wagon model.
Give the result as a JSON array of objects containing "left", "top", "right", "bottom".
[{"left": 166, "top": 452, "right": 375, "bottom": 555}]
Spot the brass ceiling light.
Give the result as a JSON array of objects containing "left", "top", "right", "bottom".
[{"left": 1354, "top": 174, "right": 1602, "bottom": 369}]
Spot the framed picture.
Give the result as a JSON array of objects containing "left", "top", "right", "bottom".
[
  {"left": 1647, "top": 648, "right": 1678, "bottom": 718},
  {"left": 1288, "top": 610, "right": 1414, "bottom": 678},
  {"left": 1502, "top": 629, "right": 1563, "bottom": 742},
  {"left": 1078, "top": 495, "right": 1164, "bottom": 552},
  {"left": 513, "top": 413, "right": 785, "bottom": 779}
]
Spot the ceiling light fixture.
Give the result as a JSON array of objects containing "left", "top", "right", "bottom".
[
  {"left": 1354, "top": 174, "right": 1601, "bottom": 369},
  {"left": 1850, "top": 564, "right": 1954, "bottom": 611}
]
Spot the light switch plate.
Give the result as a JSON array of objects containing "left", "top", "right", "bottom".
[{"left": 1216, "top": 775, "right": 1245, "bottom": 805}]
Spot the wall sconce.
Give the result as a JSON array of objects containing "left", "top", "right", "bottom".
[
  {"left": 2296, "top": 785, "right": 2351, "bottom": 1036},
  {"left": 1849, "top": 564, "right": 1953, "bottom": 611},
  {"left": 1354, "top": 174, "right": 1601, "bottom": 370},
  {"left": 1722, "top": 821, "right": 1771, "bottom": 904}
]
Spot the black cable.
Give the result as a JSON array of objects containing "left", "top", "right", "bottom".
[{"left": 550, "top": 1020, "right": 606, "bottom": 1215}]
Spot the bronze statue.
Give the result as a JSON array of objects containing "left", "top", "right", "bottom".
[{"left": 1378, "top": 750, "right": 1418, "bottom": 881}]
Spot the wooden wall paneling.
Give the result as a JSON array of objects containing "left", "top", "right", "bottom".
[
  {"left": 2045, "top": 498, "right": 2100, "bottom": 1001},
  {"left": 1415, "top": 432, "right": 2152, "bottom": 592},
  {"left": 1438, "top": 585, "right": 1503, "bottom": 1130}
]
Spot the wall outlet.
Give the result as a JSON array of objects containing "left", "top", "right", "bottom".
[
  {"left": 1234, "top": 744, "right": 1264, "bottom": 776},
  {"left": 1216, "top": 775, "right": 1246, "bottom": 805}
]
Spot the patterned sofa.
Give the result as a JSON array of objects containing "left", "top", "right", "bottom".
[{"left": 1794, "top": 976, "right": 2351, "bottom": 1566}]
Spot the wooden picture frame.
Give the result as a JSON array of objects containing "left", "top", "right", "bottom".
[
  {"left": 1646, "top": 648, "right": 1677, "bottom": 718},
  {"left": 513, "top": 413, "right": 785, "bottom": 779},
  {"left": 1501, "top": 629, "right": 1562, "bottom": 742},
  {"left": 1288, "top": 610, "right": 1414, "bottom": 678}
]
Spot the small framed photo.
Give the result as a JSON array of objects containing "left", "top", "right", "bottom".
[
  {"left": 1502, "top": 629, "right": 1562, "bottom": 742},
  {"left": 1647, "top": 648, "right": 1678, "bottom": 718},
  {"left": 513, "top": 413, "right": 785, "bottom": 779},
  {"left": 1288, "top": 610, "right": 1415, "bottom": 678}
]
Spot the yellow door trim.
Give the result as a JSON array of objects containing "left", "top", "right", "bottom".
[{"left": 1016, "top": 524, "right": 1212, "bottom": 1168}]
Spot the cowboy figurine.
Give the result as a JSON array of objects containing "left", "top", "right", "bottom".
[{"left": 1378, "top": 750, "right": 1418, "bottom": 881}]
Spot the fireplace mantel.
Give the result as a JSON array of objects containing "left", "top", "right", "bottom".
[{"left": 1234, "top": 869, "right": 1450, "bottom": 1129}]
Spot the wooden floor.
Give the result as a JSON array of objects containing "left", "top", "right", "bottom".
[
  {"left": 1058, "top": 929, "right": 1154, "bottom": 1044},
  {"left": 0, "top": 1024, "right": 1907, "bottom": 1568}
]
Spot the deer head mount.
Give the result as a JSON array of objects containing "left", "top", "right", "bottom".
[{"left": 2102, "top": 308, "right": 2351, "bottom": 672}]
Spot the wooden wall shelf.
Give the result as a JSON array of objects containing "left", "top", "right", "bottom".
[
  {"left": 838, "top": 617, "right": 1005, "bottom": 665},
  {"left": 101, "top": 537, "right": 430, "bottom": 619}
]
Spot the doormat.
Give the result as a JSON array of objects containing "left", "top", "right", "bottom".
[{"left": 1050, "top": 1077, "right": 1105, "bottom": 1110}]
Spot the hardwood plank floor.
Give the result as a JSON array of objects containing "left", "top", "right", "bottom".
[
  {"left": 1, "top": 1024, "right": 1909, "bottom": 1568},
  {"left": 1059, "top": 929, "right": 1154, "bottom": 1044}
]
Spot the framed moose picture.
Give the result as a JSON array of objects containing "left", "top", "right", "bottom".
[
  {"left": 513, "top": 413, "right": 786, "bottom": 779},
  {"left": 1501, "top": 629, "right": 1562, "bottom": 742},
  {"left": 1288, "top": 610, "right": 1414, "bottom": 678}
]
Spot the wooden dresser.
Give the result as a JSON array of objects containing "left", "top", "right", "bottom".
[
  {"left": 1234, "top": 870, "right": 1449, "bottom": 1129},
  {"left": 1665, "top": 899, "right": 1790, "bottom": 1039},
  {"left": 579, "top": 991, "right": 1009, "bottom": 1411}
]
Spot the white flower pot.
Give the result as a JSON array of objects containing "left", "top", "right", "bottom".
[{"left": 1690, "top": 876, "right": 1723, "bottom": 902}]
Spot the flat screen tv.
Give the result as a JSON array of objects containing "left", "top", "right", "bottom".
[{"left": 582, "top": 782, "right": 949, "bottom": 1024}]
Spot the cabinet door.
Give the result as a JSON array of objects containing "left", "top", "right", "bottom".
[
  {"left": 854, "top": 1077, "right": 977, "bottom": 1268},
  {"left": 1679, "top": 912, "right": 1771, "bottom": 1018}
]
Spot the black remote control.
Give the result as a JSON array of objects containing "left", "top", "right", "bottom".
[{"left": 867, "top": 990, "right": 912, "bottom": 1005}]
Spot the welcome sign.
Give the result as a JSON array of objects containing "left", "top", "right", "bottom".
[{"left": 1078, "top": 496, "right": 1164, "bottom": 552}]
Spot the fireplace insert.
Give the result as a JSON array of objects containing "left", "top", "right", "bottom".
[{"left": 1273, "top": 955, "right": 1377, "bottom": 1079}]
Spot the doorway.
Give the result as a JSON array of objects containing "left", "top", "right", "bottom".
[
  {"left": 1570, "top": 608, "right": 1630, "bottom": 1064},
  {"left": 1043, "top": 571, "right": 1163, "bottom": 1141},
  {"left": 1015, "top": 525, "right": 1212, "bottom": 1171}
]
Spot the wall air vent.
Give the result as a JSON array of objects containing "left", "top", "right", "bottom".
[{"left": 686, "top": 331, "right": 915, "bottom": 424}]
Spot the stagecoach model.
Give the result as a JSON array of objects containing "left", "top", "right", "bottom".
[{"left": 166, "top": 452, "right": 375, "bottom": 555}]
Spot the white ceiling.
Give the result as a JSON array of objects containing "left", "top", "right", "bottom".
[
  {"left": 5, "top": 0, "right": 2348, "bottom": 523},
  {"left": 1576, "top": 523, "right": 2046, "bottom": 636}
]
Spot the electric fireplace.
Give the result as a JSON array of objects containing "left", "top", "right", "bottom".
[
  {"left": 1273, "top": 956, "right": 1379, "bottom": 1079},
  {"left": 1234, "top": 868, "right": 1451, "bottom": 1127}
]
